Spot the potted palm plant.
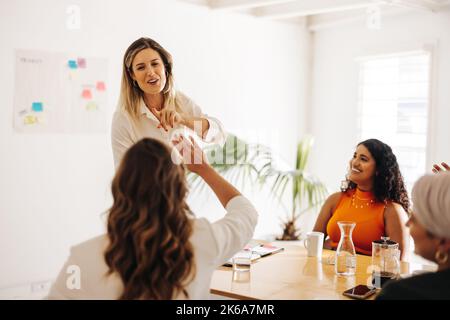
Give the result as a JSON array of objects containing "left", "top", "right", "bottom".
[
  {"left": 188, "top": 134, "right": 328, "bottom": 241},
  {"left": 265, "top": 136, "right": 328, "bottom": 240}
]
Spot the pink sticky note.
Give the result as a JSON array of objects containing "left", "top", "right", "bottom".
[
  {"left": 82, "top": 89, "right": 92, "bottom": 99},
  {"left": 77, "top": 58, "right": 86, "bottom": 68},
  {"left": 96, "top": 81, "right": 106, "bottom": 91}
]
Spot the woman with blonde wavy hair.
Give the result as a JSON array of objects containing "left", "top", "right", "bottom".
[
  {"left": 112, "top": 37, "right": 226, "bottom": 168},
  {"left": 47, "top": 136, "right": 258, "bottom": 299}
]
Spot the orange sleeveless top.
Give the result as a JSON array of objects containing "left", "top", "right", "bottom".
[{"left": 326, "top": 188, "right": 386, "bottom": 256}]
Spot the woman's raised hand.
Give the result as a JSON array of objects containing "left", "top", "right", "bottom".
[
  {"left": 172, "top": 135, "right": 241, "bottom": 208},
  {"left": 172, "top": 135, "right": 209, "bottom": 174}
]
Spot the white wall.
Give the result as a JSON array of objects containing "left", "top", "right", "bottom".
[
  {"left": 308, "top": 9, "right": 450, "bottom": 191},
  {"left": 0, "top": 0, "right": 309, "bottom": 293}
]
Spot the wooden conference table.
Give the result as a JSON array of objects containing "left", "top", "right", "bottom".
[{"left": 210, "top": 241, "right": 436, "bottom": 300}]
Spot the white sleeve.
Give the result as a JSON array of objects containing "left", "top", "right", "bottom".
[
  {"left": 203, "top": 116, "right": 227, "bottom": 147},
  {"left": 209, "top": 196, "right": 258, "bottom": 265},
  {"left": 111, "top": 111, "right": 134, "bottom": 169},
  {"left": 179, "top": 93, "right": 227, "bottom": 147}
]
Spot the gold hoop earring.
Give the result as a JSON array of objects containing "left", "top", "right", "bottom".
[{"left": 435, "top": 250, "right": 449, "bottom": 264}]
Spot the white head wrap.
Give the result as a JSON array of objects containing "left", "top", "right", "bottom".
[{"left": 412, "top": 172, "right": 450, "bottom": 239}]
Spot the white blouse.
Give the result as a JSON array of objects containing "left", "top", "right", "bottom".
[
  {"left": 47, "top": 195, "right": 258, "bottom": 300},
  {"left": 111, "top": 91, "right": 226, "bottom": 168}
]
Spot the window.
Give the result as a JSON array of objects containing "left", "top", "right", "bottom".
[{"left": 357, "top": 51, "right": 431, "bottom": 193}]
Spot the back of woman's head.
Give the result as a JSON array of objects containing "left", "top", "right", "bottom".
[
  {"left": 104, "top": 138, "right": 195, "bottom": 299},
  {"left": 345, "top": 138, "right": 410, "bottom": 211},
  {"left": 412, "top": 172, "right": 450, "bottom": 239}
]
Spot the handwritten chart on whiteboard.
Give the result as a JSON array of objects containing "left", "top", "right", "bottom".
[{"left": 14, "top": 49, "right": 108, "bottom": 133}]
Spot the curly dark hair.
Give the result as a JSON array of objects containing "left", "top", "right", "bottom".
[
  {"left": 104, "top": 138, "right": 195, "bottom": 299},
  {"left": 341, "top": 138, "right": 410, "bottom": 212}
]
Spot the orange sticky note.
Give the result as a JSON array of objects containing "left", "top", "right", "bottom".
[
  {"left": 81, "top": 89, "right": 92, "bottom": 99},
  {"left": 96, "top": 81, "right": 106, "bottom": 91}
]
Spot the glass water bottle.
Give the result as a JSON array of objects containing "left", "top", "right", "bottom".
[{"left": 335, "top": 221, "right": 357, "bottom": 276}]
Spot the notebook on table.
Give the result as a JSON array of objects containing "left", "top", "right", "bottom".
[
  {"left": 252, "top": 243, "right": 284, "bottom": 257},
  {"left": 223, "top": 243, "right": 284, "bottom": 267}
]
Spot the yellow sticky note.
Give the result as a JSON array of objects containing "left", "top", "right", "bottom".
[
  {"left": 86, "top": 101, "right": 98, "bottom": 111},
  {"left": 24, "top": 115, "right": 38, "bottom": 125},
  {"left": 68, "top": 69, "right": 78, "bottom": 80}
]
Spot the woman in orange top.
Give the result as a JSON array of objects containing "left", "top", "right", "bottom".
[{"left": 313, "top": 139, "right": 410, "bottom": 260}]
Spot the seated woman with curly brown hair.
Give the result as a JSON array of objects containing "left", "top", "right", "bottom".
[
  {"left": 47, "top": 136, "right": 258, "bottom": 299},
  {"left": 313, "top": 139, "right": 410, "bottom": 260}
]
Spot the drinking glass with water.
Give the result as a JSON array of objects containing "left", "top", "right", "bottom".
[{"left": 232, "top": 249, "right": 252, "bottom": 272}]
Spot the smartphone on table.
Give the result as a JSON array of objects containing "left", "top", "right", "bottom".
[{"left": 343, "top": 285, "right": 377, "bottom": 300}]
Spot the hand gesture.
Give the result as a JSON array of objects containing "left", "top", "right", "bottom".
[
  {"left": 151, "top": 107, "right": 185, "bottom": 131},
  {"left": 172, "top": 135, "right": 209, "bottom": 173}
]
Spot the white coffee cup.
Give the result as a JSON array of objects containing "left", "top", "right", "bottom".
[{"left": 304, "top": 232, "right": 324, "bottom": 257}]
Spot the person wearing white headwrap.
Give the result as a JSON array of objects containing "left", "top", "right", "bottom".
[
  {"left": 377, "top": 171, "right": 450, "bottom": 300},
  {"left": 412, "top": 172, "right": 450, "bottom": 240}
]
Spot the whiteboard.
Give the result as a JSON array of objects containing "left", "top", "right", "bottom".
[{"left": 13, "top": 49, "right": 108, "bottom": 133}]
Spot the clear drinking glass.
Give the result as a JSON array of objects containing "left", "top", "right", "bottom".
[
  {"left": 232, "top": 250, "right": 252, "bottom": 272},
  {"left": 335, "top": 221, "right": 357, "bottom": 276}
]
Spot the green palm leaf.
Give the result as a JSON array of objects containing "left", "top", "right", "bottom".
[{"left": 188, "top": 133, "right": 328, "bottom": 240}]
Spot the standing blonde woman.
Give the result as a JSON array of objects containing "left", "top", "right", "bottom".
[{"left": 112, "top": 37, "right": 226, "bottom": 167}]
